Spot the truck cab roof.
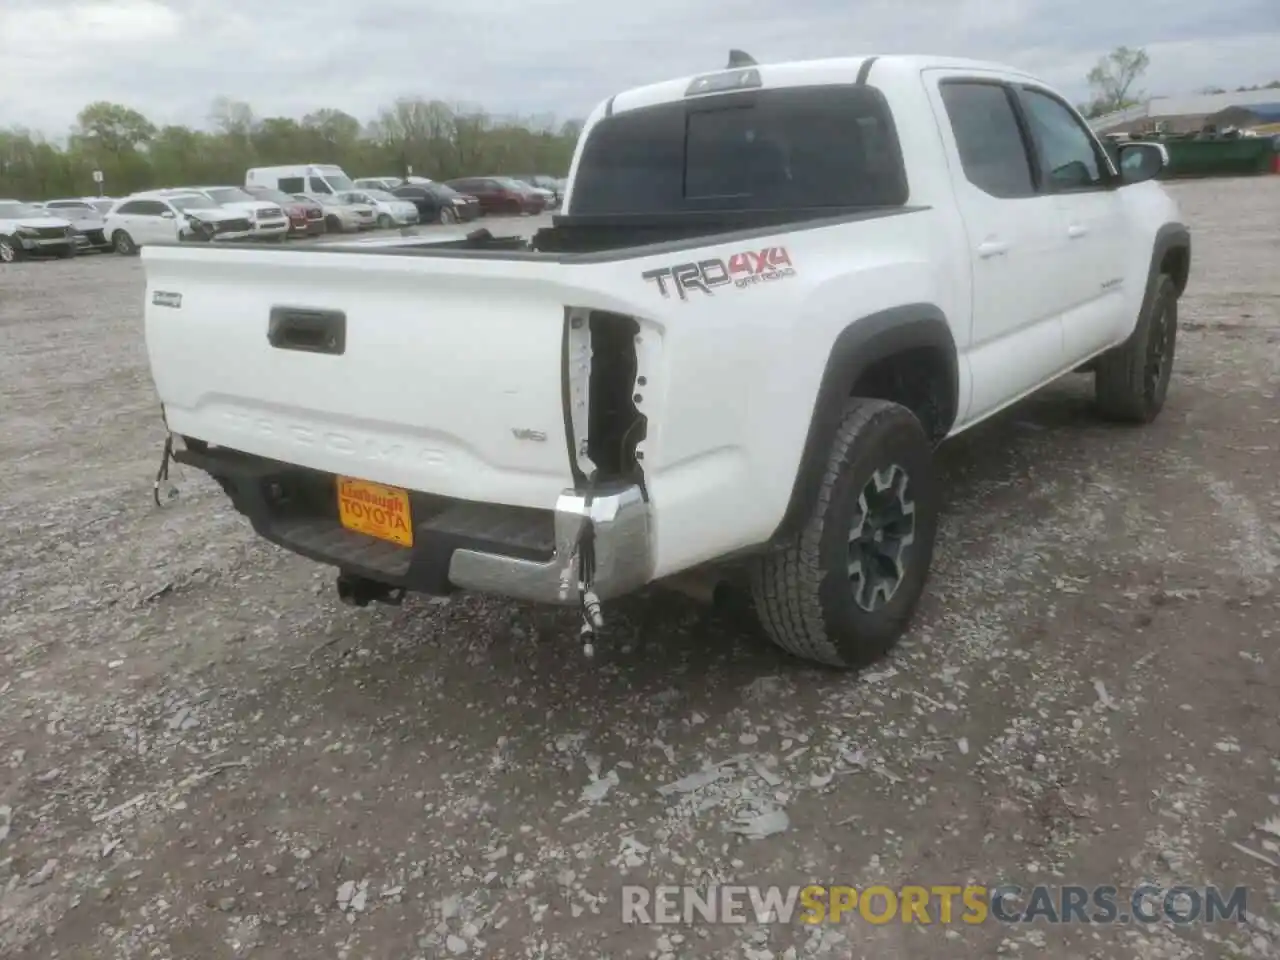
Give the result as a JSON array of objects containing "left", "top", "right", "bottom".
[{"left": 601, "top": 54, "right": 1043, "bottom": 117}]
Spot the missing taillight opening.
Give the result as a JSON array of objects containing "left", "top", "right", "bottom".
[{"left": 563, "top": 309, "right": 647, "bottom": 485}]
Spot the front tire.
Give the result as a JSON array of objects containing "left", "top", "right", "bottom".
[
  {"left": 438, "top": 206, "right": 456, "bottom": 225},
  {"left": 1094, "top": 273, "right": 1178, "bottom": 423},
  {"left": 325, "top": 215, "right": 343, "bottom": 233},
  {"left": 112, "top": 231, "right": 137, "bottom": 256},
  {"left": 749, "top": 399, "right": 940, "bottom": 669},
  {"left": 0, "top": 235, "right": 24, "bottom": 263},
  {"left": 376, "top": 213, "right": 393, "bottom": 229}
]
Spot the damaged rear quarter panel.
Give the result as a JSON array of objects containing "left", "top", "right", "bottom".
[{"left": 562, "top": 211, "right": 951, "bottom": 577}]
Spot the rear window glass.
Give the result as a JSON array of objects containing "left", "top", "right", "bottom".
[{"left": 571, "top": 84, "right": 907, "bottom": 215}]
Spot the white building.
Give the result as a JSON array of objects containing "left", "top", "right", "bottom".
[{"left": 1090, "top": 88, "right": 1280, "bottom": 135}]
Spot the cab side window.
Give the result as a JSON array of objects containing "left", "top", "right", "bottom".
[
  {"left": 308, "top": 177, "right": 332, "bottom": 194},
  {"left": 1017, "top": 89, "right": 1109, "bottom": 192},
  {"left": 939, "top": 81, "right": 1036, "bottom": 199}
]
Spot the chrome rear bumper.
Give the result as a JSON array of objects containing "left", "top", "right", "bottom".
[{"left": 449, "top": 484, "right": 651, "bottom": 605}]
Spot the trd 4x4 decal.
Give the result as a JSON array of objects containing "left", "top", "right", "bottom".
[{"left": 641, "top": 246, "right": 797, "bottom": 300}]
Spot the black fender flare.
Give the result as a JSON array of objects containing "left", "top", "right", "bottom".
[
  {"left": 1144, "top": 222, "right": 1191, "bottom": 308},
  {"left": 768, "top": 303, "right": 959, "bottom": 545}
]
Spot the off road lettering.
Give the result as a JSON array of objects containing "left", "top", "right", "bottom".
[{"left": 643, "top": 246, "right": 796, "bottom": 301}]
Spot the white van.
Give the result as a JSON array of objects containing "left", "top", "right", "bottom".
[{"left": 244, "top": 164, "right": 356, "bottom": 196}]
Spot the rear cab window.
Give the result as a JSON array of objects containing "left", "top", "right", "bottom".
[{"left": 569, "top": 83, "right": 909, "bottom": 216}]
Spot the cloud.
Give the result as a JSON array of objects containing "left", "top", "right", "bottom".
[{"left": 1, "top": 0, "right": 1276, "bottom": 136}]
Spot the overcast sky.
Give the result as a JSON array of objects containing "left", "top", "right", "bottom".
[{"left": 2, "top": 0, "right": 1278, "bottom": 136}]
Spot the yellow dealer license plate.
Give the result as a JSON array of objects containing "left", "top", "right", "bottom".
[{"left": 336, "top": 477, "right": 413, "bottom": 547}]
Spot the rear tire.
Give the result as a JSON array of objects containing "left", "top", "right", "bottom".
[
  {"left": 112, "top": 231, "right": 137, "bottom": 256},
  {"left": 749, "top": 399, "right": 939, "bottom": 669},
  {"left": 1094, "top": 273, "right": 1178, "bottom": 424}
]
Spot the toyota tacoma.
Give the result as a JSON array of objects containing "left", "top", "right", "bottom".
[{"left": 141, "top": 53, "right": 1191, "bottom": 668}]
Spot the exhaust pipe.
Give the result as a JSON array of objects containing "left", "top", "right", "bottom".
[{"left": 336, "top": 573, "right": 405, "bottom": 608}]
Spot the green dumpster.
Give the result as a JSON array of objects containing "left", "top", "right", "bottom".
[{"left": 1160, "top": 138, "right": 1276, "bottom": 178}]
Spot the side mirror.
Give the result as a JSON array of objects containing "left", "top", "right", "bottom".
[
  {"left": 1118, "top": 142, "right": 1168, "bottom": 185},
  {"left": 160, "top": 210, "right": 176, "bottom": 219}
]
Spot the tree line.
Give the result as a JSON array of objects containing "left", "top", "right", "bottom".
[
  {"left": 4, "top": 52, "right": 1276, "bottom": 199},
  {"left": 0, "top": 96, "right": 584, "bottom": 201}
]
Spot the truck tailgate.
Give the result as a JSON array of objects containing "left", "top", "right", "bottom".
[{"left": 143, "top": 245, "right": 576, "bottom": 509}]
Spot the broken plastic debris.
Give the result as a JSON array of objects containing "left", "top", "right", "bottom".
[
  {"left": 336, "top": 881, "right": 356, "bottom": 908},
  {"left": 753, "top": 761, "right": 783, "bottom": 786},
  {"left": 581, "top": 769, "right": 619, "bottom": 803},
  {"left": 658, "top": 765, "right": 730, "bottom": 796},
  {"left": 861, "top": 666, "right": 898, "bottom": 684},
  {"left": 1093, "top": 680, "right": 1118, "bottom": 711},
  {"left": 1230, "top": 842, "right": 1279, "bottom": 869},
  {"left": 729, "top": 809, "right": 790, "bottom": 840}
]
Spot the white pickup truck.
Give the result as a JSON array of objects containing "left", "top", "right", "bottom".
[{"left": 142, "top": 53, "right": 1191, "bottom": 669}]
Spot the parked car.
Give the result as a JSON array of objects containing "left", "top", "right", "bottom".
[
  {"left": 298, "top": 193, "right": 376, "bottom": 232},
  {"left": 442, "top": 176, "right": 545, "bottom": 215},
  {"left": 245, "top": 186, "right": 326, "bottom": 237},
  {"left": 509, "top": 174, "right": 564, "bottom": 204},
  {"left": 509, "top": 178, "right": 559, "bottom": 209},
  {"left": 103, "top": 191, "right": 254, "bottom": 254},
  {"left": 246, "top": 164, "right": 355, "bottom": 196},
  {"left": 81, "top": 196, "right": 119, "bottom": 214},
  {"left": 182, "top": 186, "right": 290, "bottom": 241},
  {"left": 0, "top": 200, "right": 77, "bottom": 262},
  {"left": 354, "top": 177, "right": 405, "bottom": 191},
  {"left": 391, "top": 182, "right": 481, "bottom": 224},
  {"left": 41, "top": 199, "right": 113, "bottom": 253},
  {"left": 334, "top": 189, "right": 419, "bottom": 228},
  {"left": 137, "top": 52, "right": 1188, "bottom": 671}
]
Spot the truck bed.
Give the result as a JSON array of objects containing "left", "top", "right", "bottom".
[{"left": 201, "top": 205, "right": 919, "bottom": 260}]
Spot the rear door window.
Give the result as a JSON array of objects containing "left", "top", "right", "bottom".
[
  {"left": 279, "top": 176, "right": 304, "bottom": 193},
  {"left": 571, "top": 84, "right": 908, "bottom": 215}
]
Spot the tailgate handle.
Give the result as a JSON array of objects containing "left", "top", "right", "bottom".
[{"left": 268, "top": 307, "right": 346, "bottom": 355}]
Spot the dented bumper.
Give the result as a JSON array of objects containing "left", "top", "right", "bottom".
[
  {"left": 449, "top": 483, "right": 652, "bottom": 604},
  {"left": 171, "top": 443, "right": 653, "bottom": 605}
]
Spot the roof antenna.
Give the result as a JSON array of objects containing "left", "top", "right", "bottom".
[{"left": 727, "top": 49, "right": 757, "bottom": 68}]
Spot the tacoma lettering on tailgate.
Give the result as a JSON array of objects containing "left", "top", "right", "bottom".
[{"left": 641, "top": 246, "right": 796, "bottom": 301}]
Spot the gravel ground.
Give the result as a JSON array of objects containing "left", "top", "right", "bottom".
[{"left": 1, "top": 185, "right": 1278, "bottom": 960}]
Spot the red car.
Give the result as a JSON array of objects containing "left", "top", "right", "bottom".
[
  {"left": 443, "top": 177, "right": 545, "bottom": 216},
  {"left": 246, "top": 186, "right": 326, "bottom": 236}
]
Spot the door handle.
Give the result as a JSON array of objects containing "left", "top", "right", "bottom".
[
  {"left": 977, "top": 239, "right": 1010, "bottom": 259},
  {"left": 1067, "top": 224, "right": 1088, "bottom": 239}
]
